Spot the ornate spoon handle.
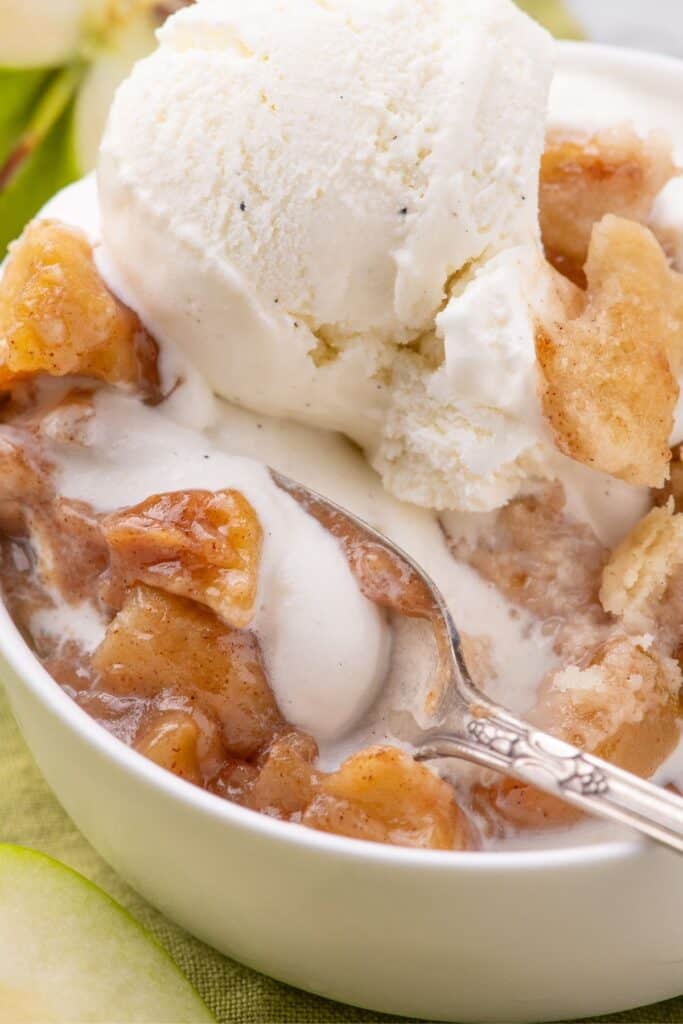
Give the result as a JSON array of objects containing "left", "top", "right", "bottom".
[
  {"left": 273, "top": 471, "right": 683, "bottom": 854},
  {"left": 413, "top": 701, "right": 683, "bottom": 854}
]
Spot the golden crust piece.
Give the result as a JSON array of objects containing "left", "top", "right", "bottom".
[
  {"left": 0, "top": 220, "right": 160, "bottom": 398},
  {"left": 540, "top": 126, "right": 677, "bottom": 285},
  {"left": 655, "top": 445, "right": 683, "bottom": 513},
  {"left": 480, "top": 636, "right": 681, "bottom": 831},
  {"left": 103, "top": 489, "right": 262, "bottom": 629},
  {"left": 536, "top": 215, "right": 683, "bottom": 487},
  {"left": 534, "top": 636, "right": 680, "bottom": 760},
  {"left": 600, "top": 501, "right": 683, "bottom": 631}
]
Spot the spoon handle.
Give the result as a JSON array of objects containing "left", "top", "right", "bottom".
[{"left": 414, "top": 702, "right": 683, "bottom": 854}]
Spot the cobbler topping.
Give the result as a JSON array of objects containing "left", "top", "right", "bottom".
[{"left": 536, "top": 215, "right": 683, "bottom": 487}]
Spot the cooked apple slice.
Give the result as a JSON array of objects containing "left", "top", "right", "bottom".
[
  {"left": 303, "top": 746, "right": 474, "bottom": 850},
  {"left": 93, "top": 586, "right": 283, "bottom": 759},
  {"left": 134, "top": 700, "right": 228, "bottom": 787},
  {"left": 0, "top": 219, "right": 160, "bottom": 397},
  {"left": 103, "top": 489, "right": 262, "bottom": 628},
  {"left": 245, "top": 731, "right": 320, "bottom": 817},
  {"left": 0, "top": 844, "right": 214, "bottom": 1023}
]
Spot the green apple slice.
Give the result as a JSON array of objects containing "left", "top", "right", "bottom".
[
  {"left": 516, "top": 0, "right": 584, "bottom": 37},
  {"left": 0, "top": 844, "right": 215, "bottom": 1023},
  {"left": 73, "top": 11, "right": 159, "bottom": 173}
]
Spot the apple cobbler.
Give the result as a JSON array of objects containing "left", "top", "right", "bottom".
[{"left": 0, "top": 124, "right": 682, "bottom": 851}]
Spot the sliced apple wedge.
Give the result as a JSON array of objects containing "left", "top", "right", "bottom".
[
  {"left": 516, "top": 0, "right": 583, "bottom": 37},
  {"left": 0, "top": 844, "right": 215, "bottom": 1023},
  {"left": 0, "top": 0, "right": 84, "bottom": 69},
  {"left": 73, "top": 11, "right": 159, "bottom": 173}
]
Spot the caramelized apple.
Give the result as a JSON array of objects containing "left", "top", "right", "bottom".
[
  {"left": 0, "top": 220, "right": 160, "bottom": 398},
  {"left": 135, "top": 711, "right": 203, "bottom": 785},
  {"left": 103, "top": 489, "right": 262, "bottom": 628},
  {"left": 476, "top": 777, "right": 584, "bottom": 832},
  {"left": 244, "top": 731, "right": 320, "bottom": 817},
  {"left": 208, "top": 760, "right": 260, "bottom": 803},
  {"left": 302, "top": 746, "right": 473, "bottom": 850},
  {"left": 92, "top": 585, "right": 282, "bottom": 758},
  {"left": 346, "top": 540, "right": 436, "bottom": 618},
  {"left": 134, "top": 704, "right": 227, "bottom": 787}
]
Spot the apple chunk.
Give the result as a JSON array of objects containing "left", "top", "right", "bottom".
[
  {"left": 0, "top": 844, "right": 214, "bottom": 1023},
  {"left": 0, "top": 219, "right": 160, "bottom": 398}
]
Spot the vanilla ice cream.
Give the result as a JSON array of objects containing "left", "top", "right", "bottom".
[{"left": 97, "top": 0, "right": 556, "bottom": 512}]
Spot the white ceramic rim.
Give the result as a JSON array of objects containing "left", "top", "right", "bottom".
[
  {"left": 2, "top": 40, "right": 679, "bottom": 876},
  {"left": 558, "top": 38, "right": 683, "bottom": 81},
  {"left": 6, "top": 594, "right": 643, "bottom": 872}
]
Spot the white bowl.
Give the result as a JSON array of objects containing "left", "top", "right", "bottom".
[{"left": 2, "top": 42, "right": 683, "bottom": 1024}]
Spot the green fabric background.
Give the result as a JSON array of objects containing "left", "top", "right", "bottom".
[{"left": 0, "top": 2, "right": 682, "bottom": 1022}]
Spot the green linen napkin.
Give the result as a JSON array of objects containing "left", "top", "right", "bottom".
[{"left": 0, "top": 3, "right": 681, "bottom": 1022}]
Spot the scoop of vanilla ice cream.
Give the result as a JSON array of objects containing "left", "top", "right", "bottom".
[
  {"left": 98, "top": 0, "right": 554, "bottom": 511},
  {"left": 375, "top": 246, "right": 555, "bottom": 509}
]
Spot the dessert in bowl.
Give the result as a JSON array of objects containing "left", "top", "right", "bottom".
[{"left": 0, "top": 0, "right": 682, "bottom": 1018}]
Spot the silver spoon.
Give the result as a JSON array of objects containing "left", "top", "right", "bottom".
[{"left": 275, "top": 471, "right": 683, "bottom": 855}]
